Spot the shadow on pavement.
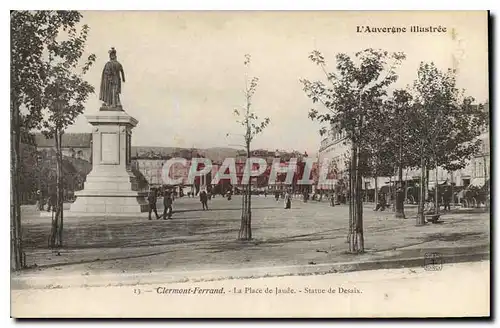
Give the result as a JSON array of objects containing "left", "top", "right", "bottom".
[{"left": 422, "top": 231, "right": 487, "bottom": 243}]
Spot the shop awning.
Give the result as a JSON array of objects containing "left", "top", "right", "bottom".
[{"left": 469, "top": 178, "right": 486, "bottom": 187}]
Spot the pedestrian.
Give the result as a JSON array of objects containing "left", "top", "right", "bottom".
[
  {"left": 443, "top": 186, "right": 451, "bottom": 211},
  {"left": 275, "top": 191, "right": 279, "bottom": 202},
  {"left": 36, "top": 190, "right": 44, "bottom": 211},
  {"left": 200, "top": 189, "right": 209, "bottom": 210},
  {"left": 46, "top": 190, "right": 56, "bottom": 212},
  {"left": 375, "top": 192, "right": 386, "bottom": 211},
  {"left": 330, "top": 192, "right": 335, "bottom": 207},
  {"left": 284, "top": 190, "right": 292, "bottom": 209},
  {"left": 147, "top": 188, "right": 160, "bottom": 220},
  {"left": 162, "top": 189, "right": 173, "bottom": 220}
]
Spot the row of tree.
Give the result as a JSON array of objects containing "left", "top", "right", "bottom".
[
  {"left": 11, "top": 11, "right": 96, "bottom": 269},
  {"left": 301, "top": 49, "right": 488, "bottom": 253}
]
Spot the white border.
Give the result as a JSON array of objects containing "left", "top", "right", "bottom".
[{"left": 3, "top": 1, "right": 497, "bottom": 326}]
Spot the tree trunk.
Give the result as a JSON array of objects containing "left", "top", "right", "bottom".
[
  {"left": 247, "top": 182, "right": 252, "bottom": 239},
  {"left": 417, "top": 157, "right": 426, "bottom": 226},
  {"left": 349, "top": 145, "right": 364, "bottom": 253},
  {"left": 404, "top": 170, "right": 409, "bottom": 203},
  {"left": 355, "top": 147, "right": 364, "bottom": 252},
  {"left": 58, "top": 132, "right": 64, "bottom": 245},
  {"left": 450, "top": 171, "right": 454, "bottom": 206},
  {"left": 10, "top": 99, "right": 24, "bottom": 270},
  {"left": 374, "top": 175, "right": 378, "bottom": 209},
  {"left": 49, "top": 128, "right": 64, "bottom": 248},
  {"left": 425, "top": 167, "right": 430, "bottom": 201},
  {"left": 434, "top": 161, "right": 439, "bottom": 214},
  {"left": 348, "top": 146, "right": 354, "bottom": 251},
  {"left": 395, "top": 141, "right": 405, "bottom": 218},
  {"left": 239, "top": 185, "right": 248, "bottom": 240},
  {"left": 238, "top": 143, "right": 252, "bottom": 240}
]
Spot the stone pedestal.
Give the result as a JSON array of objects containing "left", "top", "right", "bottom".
[{"left": 69, "top": 110, "right": 148, "bottom": 215}]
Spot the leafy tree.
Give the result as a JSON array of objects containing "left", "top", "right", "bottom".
[
  {"left": 302, "top": 49, "right": 405, "bottom": 253},
  {"left": 12, "top": 11, "right": 73, "bottom": 268},
  {"left": 410, "top": 62, "right": 487, "bottom": 223},
  {"left": 11, "top": 11, "right": 95, "bottom": 257},
  {"left": 361, "top": 93, "right": 398, "bottom": 207},
  {"left": 233, "top": 54, "right": 270, "bottom": 240},
  {"left": 382, "top": 89, "right": 414, "bottom": 217}
]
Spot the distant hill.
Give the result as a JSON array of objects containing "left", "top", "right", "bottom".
[
  {"left": 131, "top": 146, "right": 314, "bottom": 162},
  {"left": 201, "top": 147, "right": 240, "bottom": 163},
  {"left": 131, "top": 146, "right": 239, "bottom": 162},
  {"left": 131, "top": 146, "right": 180, "bottom": 159}
]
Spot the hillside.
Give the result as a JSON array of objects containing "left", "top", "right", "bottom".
[
  {"left": 131, "top": 146, "right": 239, "bottom": 162},
  {"left": 131, "top": 146, "right": 312, "bottom": 162}
]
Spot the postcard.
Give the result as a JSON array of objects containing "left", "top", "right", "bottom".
[{"left": 10, "top": 10, "right": 490, "bottom": 318}]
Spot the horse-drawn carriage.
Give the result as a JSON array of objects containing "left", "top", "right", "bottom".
[
  {"left": 456, "top": 181, "right": 489, "bottom": 208},
  {"left": 405, "top": 180, "right": 489, "bottom": 208}
]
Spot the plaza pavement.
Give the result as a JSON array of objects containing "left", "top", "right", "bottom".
[{"left": 12, "top": 195, "right": 490, "bottom": 289}]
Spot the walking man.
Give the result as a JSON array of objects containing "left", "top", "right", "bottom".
[
  {"left": 148, "top": 188, "right": 160, "bottom": 220},
  {"left": 375, "top": 192, "right": 386, "bottom": 211},
  {"left": 46, "top": 189, "right": 56, "bottom": 212},
  {"left": 443, "top": 186, "right": 452, "bottom": 211},
  {"left": 37, "top": 190, "right": 44, "bottom": 211},
  {"left": 162, "top": 188, "right": 173, "bottom": 220},
  {"left": 200, "top": 189, "right": 209, "bottom": 210},
  {"left": 284, "top": 190, "right": 292, "bottom": 209}
]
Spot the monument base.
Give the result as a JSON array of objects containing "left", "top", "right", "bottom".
[
  {"left": 69, "top": 167, "right": 148, "bottom": 215},
  {"left": 67, "top": 109, "right": 148, "bottom": 216},
  {"left": 70, "top": 191, "right": 148, "bottom": 215}
]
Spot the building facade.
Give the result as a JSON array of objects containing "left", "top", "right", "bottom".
[
  {"left": 316, "top": 102, "right": 490, "bottom": 195},
  {"left": 426, "top": 131, "right": 490, "bottom": 189},
  {"left": 34, "top": 133, "right": 92, "bottom": 162},
  {"left": 316, "top": 126, "right": 351, "bottom": 190}
]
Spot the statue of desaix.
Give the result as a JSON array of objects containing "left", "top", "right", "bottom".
[{"left": 99, "top": 47, "right": 125, "bottom": 110}]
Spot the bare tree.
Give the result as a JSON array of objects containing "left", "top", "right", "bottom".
[{"left": 233, "top": 54, "right": 270, "bottom": 240}]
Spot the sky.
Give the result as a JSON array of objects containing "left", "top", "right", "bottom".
[{"left": 66, "top": 11, "right": 489, "bottom": 154}]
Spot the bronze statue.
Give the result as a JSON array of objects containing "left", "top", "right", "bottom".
[{"left": 99, "top": 47, "right": 125, "bottom": 110}]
